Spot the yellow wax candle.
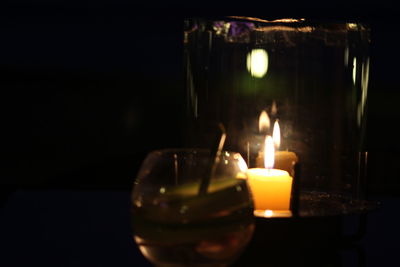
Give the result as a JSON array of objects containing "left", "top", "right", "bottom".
[
  {"left": 247, "top": 168, "right": 293, "bottom": 211},
  {"left": 274, "top": 151, "right": 298, "bottom": 177},
  {"left": 255, "top": 119, "right": 298, "bottom": 176},
  {"left": 247, "top": 136, "right": 293, "bottom": 212},
  {"left": 255, "top": 151, "right": 298, "bottom": 176}
]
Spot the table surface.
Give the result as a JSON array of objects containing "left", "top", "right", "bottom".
[{"left": 1, "top": 190, "right": 399, "bottom": 267}]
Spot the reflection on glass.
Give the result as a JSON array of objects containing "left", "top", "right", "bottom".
[
  {"left": 353, "top": 57, "right": 357, "bottom": 85},
  {"left": 272, "top": 120, "right": 280, "bottom": 148},
  {"left": 184, "top": 18, "right": 374, "bottom": 217},
  {"left": 258, "top": 110, "right": 270, "bottom": 133},
  {"left": 131, "top": 149, "right": 255, "bottom": 266},
  {"left": 246, "top": 49, "right": 269, "bottom": 78}
]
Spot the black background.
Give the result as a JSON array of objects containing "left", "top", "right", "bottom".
[
  {"left": 1, "top": 0, "right": 399, "bottom": 194},
  {"left": 1, "top": 1, "right": 400, "bottom": 266}
]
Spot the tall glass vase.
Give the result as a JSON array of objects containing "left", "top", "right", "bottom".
[{"left": 183, "top": 17, "right": 373, "bottom": 216}]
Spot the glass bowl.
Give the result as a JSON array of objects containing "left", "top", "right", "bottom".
[{"left": 131, "top": 148, "right": 254, "bottom": 266}]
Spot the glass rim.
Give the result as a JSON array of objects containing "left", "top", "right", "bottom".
[
  {"left": 184, "top": 16, "right": 370, "bottom": 45},
  {"left": 186, "top": 16, "right": 370, "bottom": 27},
  {"left": 146, "top": 148, "right": 244, "bottom": 158},
  {"left": 185, "top": 17, "right": 370, "bottom": 36}
]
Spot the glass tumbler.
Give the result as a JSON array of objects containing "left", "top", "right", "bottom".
[
  {"left": 131, "top": 149, "right": 254, "bottom": 266},
  {"left": 183, "top": 17, "right": 372, "bottom": 217}
]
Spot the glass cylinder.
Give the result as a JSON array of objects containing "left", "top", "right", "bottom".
[{"left": 183, "top": 17, "right": 372, "bottom": 217}]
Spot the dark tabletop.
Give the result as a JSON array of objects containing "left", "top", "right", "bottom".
[{"left": 1, "top": 189, "right": 399, "bottom": 267}]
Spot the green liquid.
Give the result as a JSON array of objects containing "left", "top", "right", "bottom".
[{"left": 132, "top": 179, "right": 254, "bottom": 266}]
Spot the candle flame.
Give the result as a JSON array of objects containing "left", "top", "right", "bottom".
[
  {"left": 271, "top": 101, "right": 277, "bottom": 115},
  {"left": 259, "top": 111, "right": 270, "bottom": 133},
  {"left": 272, "top": 120, "right": 281, "bottom": 149},
  {"left": 264, "top": 136, "right": 275, "bottom": 169}
]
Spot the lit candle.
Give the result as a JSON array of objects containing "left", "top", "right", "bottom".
[
  {"left": 247, "top": 136, "right": 293, "bottom": 211},
  {"left": 256, "top": 120, "right": 298, "bottom": 176},
  {"left": 243, "top": 110, "right": 270, "bottom": 167},
  {"left": 272, "top": 120, "right": 298, "bottom": 177},
  {"left": 250, "top": 111, "right": 269, "bottom": 166}
]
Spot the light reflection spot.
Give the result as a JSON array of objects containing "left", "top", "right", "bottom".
[
  {"left": 264, "top": 210, "right": 274, "bottom": 217},
  {"left": 246, "top": 49, "right": 269, "bottom": 78}
]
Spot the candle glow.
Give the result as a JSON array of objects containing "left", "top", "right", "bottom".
[
  {"left": 259, "top": 111, "right": 270, "bottom": 134},
  {"left": 264, "top": 136, "right": 274, "bottom": 168},
  {"left": 246, "top": 135, "right": 293, "bottom": 212},
  {"left": 272, "top": 121, "right": 298, "bottom": 177},
  {"left": 272, "top": 120, "right": 281, "bottom": 148}
]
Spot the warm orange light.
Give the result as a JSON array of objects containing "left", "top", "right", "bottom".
[
  {"left": 271, "top": 101, "right": 277, "bottom": 115},
  {"left": 272, "top": 120, "right": 281, "bottom": 149},
  {"left": 264, "top": 210, "right": 274, "bottom": 217},
  {"left": 264, "top": 136, "right": 275, "bottom": 169},
  {"left": 227, "top": 16, "right": 305, "bottom": 24},
  {"left": 259, "top": 110, "right": 270, "bottom": 133}
]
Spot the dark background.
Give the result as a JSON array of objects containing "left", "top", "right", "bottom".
[
  {"left": 1, "top": 0, "right": 399, "bottom": 194},
  {"left": 1, "top": 1, "right": 400, "bottom": 266}
]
